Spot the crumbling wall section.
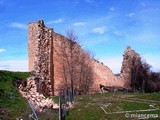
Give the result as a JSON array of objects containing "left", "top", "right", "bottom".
[
  {"left": 91, "top": 60, "right": 123, "bottom": 92},
  {"left": 28, "top": 20, "right": 53, "bottom": 96},
  {"left": 53, "top": 34, "right": 126, "bottom": 93},
  {"left": 28, "top": 20, "right": 141, "bottom": 96},
  {"left": 118, "top": 46, "right": 141, "bottom": 87}
]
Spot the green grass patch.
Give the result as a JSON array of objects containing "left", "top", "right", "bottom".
[
  {"left": 66, "top": 95, "right": 106, "bottom": 120},
  {"left": 0, "top": 70, "right": 31, "bottom": 119},
  {"left": 66, "top": 92, "right": 160, "bottom": 120},
  {"left": 52, "top": 96, "right": 59, "bottom": 104},
  {"left": 0, "top": 70, "right": 58, "bottom": 119},
  {"left": 133, "top": 93, "right": 160, "bottom": 101}
]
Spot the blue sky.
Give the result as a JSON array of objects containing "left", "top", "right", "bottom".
[{"left": 0, "top": 0, "right": 160, "bottom": 73}]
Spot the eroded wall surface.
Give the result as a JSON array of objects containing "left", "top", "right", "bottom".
[
  {"left": 28, "top": 20, "right": 140, "bottom": 95},
  {"left": 28, "top": 20, "right": 53, "bottom": 95},
  {"left": 118, "top": 46, "right": 141, "bottom": 88}
]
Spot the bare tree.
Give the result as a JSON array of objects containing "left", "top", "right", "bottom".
[
  {"left": 131, "top": 58, "right": 160, "bottom": 93},
  {"left": 56, "top": 30, "right": 94, "bottom": 95},
  {"left": 130, "top": 57, "right": 152, "bottom": 92},
  {"left": 77, "top": 50, "right": 94, "bottom": 94},
  {"left": 66, "top": 30, "right": 78, "bottom": 96}
]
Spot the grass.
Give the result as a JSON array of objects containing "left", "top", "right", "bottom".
[
  {"left": 0, "top": 70, "right": 31, "bottom": 119},
  {"left": 133, "top": 92, "right": 160, "bottom": 101},
  {"left": 66, "top": 95, "right": 105, "bottom": 120},
  {"left": 0, "top": 70, "right": 60, "bottom": 120},
  {"left": 0, "top": 70, "right": 59, "bottom": 120},
  {"left": 66, "top": 93, "right": 160, "bottom": 120},
  {"left": 52, "top": 96, "right": 59, "bottom": 104},
  {"left": 36, "top": 109, "right": 59, "bottom": 120},
  {"left": 1, "top": 70, "right": 160, "bottom": 119}
]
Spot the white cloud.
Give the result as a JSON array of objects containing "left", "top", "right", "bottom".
[
  {"left": 0, "top": 60, "right": 28, "bottom": 72},
  {"left": 100, "top": 56, "right": 123, "bottom": 74},
  {"left": 10, "top": 22, "right": 27, "bottom": 30},
  {"left": 127, "top": 12, "right": 135, "bottom": 17},
  {"left": 110, "top": 7, "right": 115, "bottom": 11},
  {"left": 0, "top": 48, "right": 5, "bottom": 52},
  {"left": 46, "top": 18, "right": 63, "bottom": 24},
  {"left": 92, "top": 26, "right": 106, "bottom": 34},
  {"left": 73, "top": 22, "right": 85, "bottom": 26}
]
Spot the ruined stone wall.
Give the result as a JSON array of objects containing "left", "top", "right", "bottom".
[
  {"left": 91, "top": 60, "right": 123, "bottom": 91},
  {"left": 28, "top": 20, "right": 138, "bottom": 96},
  {"left": 52, "top": 32, "right": 94, "bottom": 95},
  {"left": 52, "top": 33, "right": 66, "bottom": 95},
  {"left": 118, "top": 46, "right": 141, "bottom": 87},
  {"left": 51, "top": 32, "right": 121, "bottom": 94},
  {"left": 28, "top": 22, "right": 38, "bottom": 71},
  {"left": 28, "top": 20, "right": 53, "bottom": 95}
]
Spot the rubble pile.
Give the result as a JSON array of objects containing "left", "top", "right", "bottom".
[{"left": 19, "top": 77, "right": 58, "bottom": 112}]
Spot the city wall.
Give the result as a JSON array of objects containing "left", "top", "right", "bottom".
[{"left": 28, "top": 20, "right": 140, "bottom": 95}]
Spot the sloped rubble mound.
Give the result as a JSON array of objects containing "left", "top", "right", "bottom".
[{"left": 19, "top": 77, "right": 59, "bottom": 112}]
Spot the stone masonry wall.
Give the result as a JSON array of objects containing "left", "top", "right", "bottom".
[
  {"left": 28, "top": 20, "right": 141, "bottom": 96},
  {"left": 118, "top": 46, "right": 141, "bottom": 88},
  {"left": 91, "top": 60, "right": 123, "bottom": 92},
  {"left": 51, "top": 32, "right": 121, "bottom": 95},
  {"left": 52, "top": 33, "right": 65, "bottom": 95},
  {"left": 28, "top": 20, "right": 53, "bottom": 96},
  {"left": 28, "top": 22, "right": 38, "bottom": 71},
  {"left": 52, "top": 32, "right": 93, "bottom": 95}
]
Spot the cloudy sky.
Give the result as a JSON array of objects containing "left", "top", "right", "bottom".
[{"left": 0, "top": 0, "right": 160, "bottom": 73}]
